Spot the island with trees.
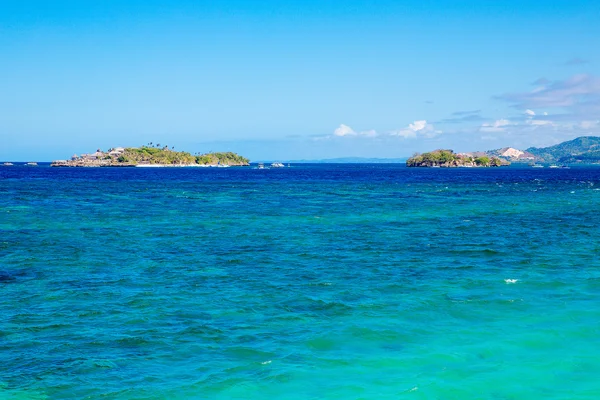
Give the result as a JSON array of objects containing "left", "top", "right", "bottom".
[
  {"left": 51, "top": 144, "right": 250, "bottom": 167},
  {"left": 406, "top": 149, "right": 508, "bottom": 167}
]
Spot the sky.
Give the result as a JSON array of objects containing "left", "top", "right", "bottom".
[{"left": 1, "top": 0, "right": 599, "bottom": 161}]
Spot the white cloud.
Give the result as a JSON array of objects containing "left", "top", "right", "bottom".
[
  {"left": 527, "top": 119, "right": 553, "bottom": 126},
  {"left": 330, "top": 121, "right": 443, "bottom": 141},
  {"left": 481, "top": 135, "right": 498, "bottom": 141},
  {"left": 331, "top": 125, "right": 379, "bottom": 138},
  {"left": 390, "top": 120, "right": 441, "bottom": 139},
  {"left": 580, "top": 120, "right": 600, "bottom": 129},
  {"left": 498, "top": 74, "right": 600, "bottom": 110},
  {"left": 522, "top": 109, "right": 554, "bottom": 126},
  {"left": 480, "top": 119, "right": 511, "bottom": 132},
  {"left": 333, "top": 124, "right": 356, "bottom": 137},
  {"left": 359, "top": 129, "right": 378, "bottom": 137},
  {"left": 390, "top": 129, "right": 418, "bottom": 139},
  {"left": 419, "top": 74, "right": 600, "bottom": 150},
  {"left": 467, "top": 113, "right": 599, "bottom": 148},
  {"left": 410, "top": 120, "right": 427, "bottom": 131}
]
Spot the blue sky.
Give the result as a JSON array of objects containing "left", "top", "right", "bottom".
[{"left": 1, "top": 0, "right": 599, "bottom": 161}]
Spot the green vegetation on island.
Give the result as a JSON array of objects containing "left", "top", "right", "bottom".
[
  {"left": 52, "top": 144, "right": 250, "bottom": 167},
  {"left": 119, "top": 146, "right": 249, "bottom": 165},
  {"left": 406, "top": 149, "right": 508, "bottom": 167},
  {"left": 526, "top": 136, "right": 600, "bottom": 164}
]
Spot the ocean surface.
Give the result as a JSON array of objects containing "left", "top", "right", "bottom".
[{"left": 2, "top": 164, "right": 600, "bottom": 399}]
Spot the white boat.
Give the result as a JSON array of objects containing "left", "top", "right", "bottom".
[
  {"left": 26, "top": 162, "right": 38, "bottom": 166},
  {"left": 531, "top": 164, "right": 544, "bottom": 168},
  {"left": 2, "top": 162, "right": 13, "bottom": 166},
  {"left": 549, "top": 165, "right": 559, "bottom": 168},
  {"left": 271, "top": 162, "right": 285, "bottom": 168}
]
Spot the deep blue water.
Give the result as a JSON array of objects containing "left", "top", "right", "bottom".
[{"left": 2, "top": 164, "right": 600, "bottom": 399}]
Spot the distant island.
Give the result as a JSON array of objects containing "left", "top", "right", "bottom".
[
  {"left": 408, "top": 136, "right": 600, "bottom": 167},
  {"left": 51, "top": 145, "right": 249, "bottom": 167},
  {"left": 407, "top": 150, "right": 508, "bottom": 167}
]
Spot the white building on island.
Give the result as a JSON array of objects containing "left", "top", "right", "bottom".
[{"left": 109, "top": 147, "right": 125, "bottom": 157}]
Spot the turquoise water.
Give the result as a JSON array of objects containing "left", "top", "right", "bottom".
[{"left": 2, "top": 164, "right": 600, "bottom": 399}]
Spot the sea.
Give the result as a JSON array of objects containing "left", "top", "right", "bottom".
[{"left": 1, "top": 164, "right": 600, "bottom": 399}]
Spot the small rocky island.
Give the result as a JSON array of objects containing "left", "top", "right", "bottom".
[
  {"left": 51, "top": 145, "right": 250, "bottom": 167},
  {"left": 406, "top": 150, "right": 509, "bottom": 168}
]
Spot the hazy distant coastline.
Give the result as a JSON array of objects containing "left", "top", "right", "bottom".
[{"left": 275, "top": 157, "right": 408, "bottom": 164}]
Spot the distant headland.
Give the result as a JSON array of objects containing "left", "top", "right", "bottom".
[
  {"left": 51, "top": 145, "right": 250, "bottom": 167},
  {"left": 407, "top": 136, "right": 600, "bottom": 168}
]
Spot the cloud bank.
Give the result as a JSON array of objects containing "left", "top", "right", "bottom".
[
  {"left": 390, "top": 120, "right": 441, "bottom": 139},
  {"left": 325, "top": 74, "right": 599, "bottom": 152},
  {"left": 330, "top": 121, "right": 441, "bottom": 141},
  {"left": 565, "top": 58, "right": 589, "bottom": 66},
  {"left": 497, "top": 74, "right": 600, "bottom": 112}
]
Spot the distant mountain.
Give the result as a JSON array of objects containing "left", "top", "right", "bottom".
[
  {"left": 279, "top": 157, "right": 408, "bottom": 164},
  {"left": 526, "top": 136, "right": 600, "bottom": 163},
  {"left": 485, "top": 147, "right": 535, "bottom": 162}
]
